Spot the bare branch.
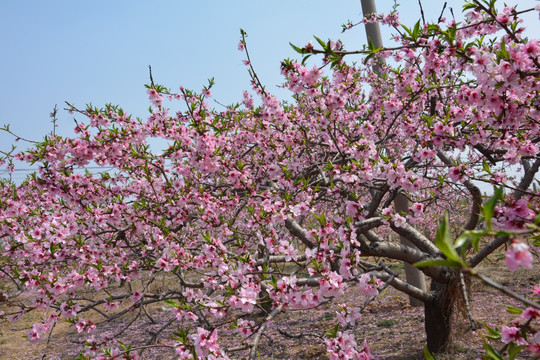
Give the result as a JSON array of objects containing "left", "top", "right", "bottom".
[
  {"left": 513, "top": 158, "right": 540, "bottom": 201},
  {"left": 373, "top": 271, "right": 433, "bottom": 303},
  {"left": 468, "top": 234, "right": 509, "bottom": 268},
  {"left": 354, "top": 217, "right": 383, "bottom": 234},
  {"left": 285, "top": 217, "right": 316, "bottom": 249},
  {"left": 361, "top": 231, "right": 450, "bottom": 283},
  {"left": 468, "top": 270, "right": 540, "bottom": 310},
  {"left": 249, "top": 305, "right": 282, "bottom": 360},
  {"left": 389, "top": 222, "right": 442, "bottom": 257}
]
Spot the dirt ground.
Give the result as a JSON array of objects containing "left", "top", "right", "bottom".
[{"left": 1, "top": 257, "right": 539, "bottom": 360}]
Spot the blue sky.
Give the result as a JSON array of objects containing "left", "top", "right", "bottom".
[{"left": 1, "top": 1, "right": 539, "bottom": 181}]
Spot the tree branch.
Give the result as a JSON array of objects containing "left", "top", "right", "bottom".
[
  {"left": 285, "top": 217, "right": 316, "bottom": 249},
  {"left": 513, "top": 158, "right": 540, "bottom": 201},
  {"left": 373, "top": 271, "right": 433, "bottom": 303},
  {"left": 468, "top": 234, "right": 509, "bottom": 268},
  {"left": 389, "top": 223, "right": 442, "bottom": 257},
  {"left": 249, "top": 305, "right": 282, "bottom": 360},
  {"left": 361, "top": 231, "right": 450, "bottom": 283}
]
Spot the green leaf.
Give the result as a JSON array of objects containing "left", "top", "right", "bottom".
[
  {"left": 506, "top": 306, "right": 523, "bottom": 315},
  {"left": 494, "top": 230, "right": 512, "bottom": 237},
  {"left": 414, "top": 259, "right": 461, "bottom": 268},
  {"left": 508, "top": 342, "right": 525, "bottom": 360},
  {"left": 313, "top": 35, "right": 327, "bottom": 50},
  {"left": 324, "top": 324, "right": 340, "bottom": 338},
  {"left": 482, "top": 322, "right": 501, "bottom": 340},
  {"left": 367, "top": 39, "right": 382, "bottom": 53},
  {"left": 434, "top": 213, "right": 461, "bottom": 264},
  {"left": 455, "top": 229, "right": 486, "bottom": 252},
  {"left": 463, "top": 2, "right": 478, "bottom": 11},
  {"left": 423, "top": 345, "right": 436, "bottom": 360},
  {"left": 314, "top": 212, "right": 327, "bottom": 226},
  {"left": 437, "top": 174, "right": 445, "bottom": 185},
  {"left": 301, "top": 55, "right": 312, "bottom": 66},
  {"left": 483, "top": 340, "right": 503, "bottom": 360},
  {"left": 289, "top": 42, "right": 306, "bottom": 54},
  {"left": 482, "top": 187, "right": 503, "bottom": 230},
  {"left": 412, "top": 20, "right": 421, "bottom": 40},
  {"left": 482, "top": 159, "right": 492, "bottom": 174},
  {"left": 164, "top": 299, "right": 180, "bottom": 308},
  {"left": 401, "top": 24, "right": 412, "bottom": 37}
]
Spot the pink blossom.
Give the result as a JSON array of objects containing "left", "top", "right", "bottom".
[
  {"left": 130, "top": 291, "right": 143, "bottom": 303},
  {"left": 505, "top": 241, "right": 533, "bottom": 271},
  {"left": 393, "top": 214, "right": 407, "bottom": 228},
  {"left": 448, "top": 166, "right": 465, "bottom": 182},
  {"left": 74, "top": 318, "right": 95, "bottom": 333},
  {"left": 358, "top": 273, "right": 379, "bottom": 297},
  {"left": 3, "top": 5, "right": 540, "bottom": 356},
  {"left": 522, "top": 307, "right": 540, "bottom": 321},
  {"left": 103, "top": 300, "right": 119, "bottom": 311},
  {"left": 147, "top": 88, "right": 163, "bottom": 107},
  {"left": 410, "top": 202, "right": 424, "bottom": 215},
  {"left": 202, "top": 89, "right": 212, "bottom": 98},
  {"left": 501, "top": 326, "right": 527, "bottom": 345},
  {"left": 60, "top": 302, "right": 80, "bottom": 318}
]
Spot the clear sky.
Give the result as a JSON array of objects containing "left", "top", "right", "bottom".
[{"left": 1, "top": 0, "right": 538, "bottom": 182}]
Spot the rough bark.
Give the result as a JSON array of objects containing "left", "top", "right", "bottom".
[
  {"left": 424, "top": 278, "right": 457, "bottom": 353},
  {"left": 396, "top": 193, "right": 427, "bottom": 307}
]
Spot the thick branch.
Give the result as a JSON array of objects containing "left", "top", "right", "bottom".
[
  {"left": 285, "top": 217, "right": 315, "bottom": 249},
  {"left": 249, "top": 305, "right": 282, "bottom": 360},
  {"left": 468, "top": 234, "right": 509, "bottom": 268},
  {"left": 354, "top": 217, "right": 383, "bottom": 234},
  {"left": 255, "top": 255, "right": 307, "bottom": 266},
  {"left": 513, "top": 158, "right": 540, "bottom": 201},
  {"left": 372, "top": 272, "right": 433, "bottom": 303},
  {"left": 364, "top": 184, "right": 389, "bottom": 218},
  {"left": 389, "top": 223, "right": 442, "bottom": 257},
  {"left": 362, "top": 231, "right": 450, "bottom": 283}
]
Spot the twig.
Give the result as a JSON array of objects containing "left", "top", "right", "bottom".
[
  {"left": 116, "top": 344, "right": 175, "bottom": 358},
  {"left": 148, "top": 65, "right": 155, "bottom": 88},
  {"left": 239, "top": 29, "right": 266, "bottom": 96},
  {"left": 0, "top": 127, "right": 38, "bottom": 144},
  {"left": 418, "top": 0, "right": 426, "bottom": 26},
  {"left": 140, "top": 316, "right": 176, "bottom": 357},
  {"left": 0, "top": 267, "right": 23, "bottom": 298},
  {"left": 361, "top": 262, "right": 396, "bottom": 312},
  {"left": 46, "top": 320, "right": 57, "bottom": 344},
  {"left": 438, "top": 2, "right": 447, "bottom": 23},
  {"left": 468, "top": 270, "right": 540, "bottom": 310},
  {"left": 249, "top": 305, "right": 282, "bottom": 360},
  {"left": 469, "top": 235, "right": 510, "bottom": 268},
  {"left": 459, "top": 272, "right": 476, "bottom": 331},
  {"left": 277, "top": 328, "right": 324, "bottom": 340}
]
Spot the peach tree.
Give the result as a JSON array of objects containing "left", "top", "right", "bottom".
[{"left": 1, "top": 0, "right": 539, "bottom": 358}]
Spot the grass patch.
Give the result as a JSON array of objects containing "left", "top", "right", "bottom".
[{"left": 376, "top": 319, "right": 397, "bottom": 327}]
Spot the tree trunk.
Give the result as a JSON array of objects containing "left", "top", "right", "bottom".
[
  {"left": 395, "top": 193, "right": 426, "bottom": 307},
  {"left": 424, "top": 279, "right": 456, "bottom": 353}
]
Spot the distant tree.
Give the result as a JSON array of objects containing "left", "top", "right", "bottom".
[{"left": 1, "top": 0, "right": 539, "bottom": 358}]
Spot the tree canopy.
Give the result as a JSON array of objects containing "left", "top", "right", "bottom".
[{"left": 1, "top": 1, "right": 539, "bottom": 359}]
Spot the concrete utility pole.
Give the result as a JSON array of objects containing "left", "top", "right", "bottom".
[{"left": 360, "top": 0, "right": 427, "bottom": 307}]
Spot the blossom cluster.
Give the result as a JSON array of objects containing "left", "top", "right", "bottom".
[{"left": 0, "top": 1, "right": 539, "bottom": 358}]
